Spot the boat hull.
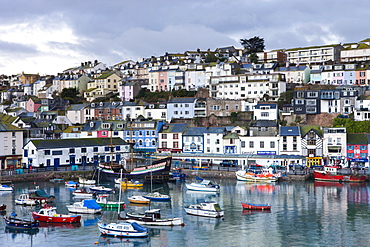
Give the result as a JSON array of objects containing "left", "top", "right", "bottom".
[
  {"left": 32, "top": 212, "right": 81, "bottom": 223},
  {"left": 95, "top": 157, "right": 172, "bottom": 183},
  {"left": 185, "top": 183, "right": 220, "bottom": 192},
  {"left": 67, "top": 207, "right": 102, "bottom": 214},
  {"left": 313, "top": 171, "right": 366, "bottom": 183},
  {"left": 184, "top": 208, "right": 224, "bottom": 218},
  {"left": 4, "top": 217, "right": 39, "bottom": 229},
  {"left": 241, "top": 203, "right": 271, "bottom": 210},
  {"left": 98, "top": 223, "right": 148, "bottom": 238},
  {"left": 98, "top": 202, "right": 125, "bottom": 210},
  {"left": 126, "top": 217, "right": 184, "bottom": 226},
  {"left": 236, "top": 170, "right": 278, "bottom": 182}
]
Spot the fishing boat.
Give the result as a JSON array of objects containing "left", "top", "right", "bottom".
[
  {"left": 28, "top": 188, "right": 56, "bottom": 203},
  {"left": 72, "top": 189, "right": 96, "bottom": 198},
  {"left": 65, "top": 181, "right": 79, "bottom": 188},
  {"left": 143, "top": 192, "right": 171, "bottom": 201},
  {"left": 0, "top": 184, "right": 13, "bottom": 191},
  {"left": 67, "top": 199, "right": 102, "bottom": 214},
  {"left": 15, "top": 193, "right": 43, "bottom": 206},
  {"left": 185, "top": 176, "right": 220, "bottom": 192},
  {"left": 4, "top": 216, "right": 39, "bottom": 229},
  {"left": 96, "top": 195, "right": 126, "bottom": 210},
  {"left": 95, "top": 157, "right": 172, "bottom": 183},
  {"left": 89, "top": 186, "right": 113, "bottom": 194},
  {"left": 236, "top": 169, "right": 280, "bottom": 182},
  {"left": 79, "top": 177, "right": 96, "bottom": 185},
  {"left": 128, "top": 195, "right": 151, "bottom": 204},
  {"left": 124, "top": 209, "right": 184, "bottom": 226},
  {"left": 32, "top": 205, "right": 81, "bottom": 223},
  {"left": 184, "top": 201, "right": 224, "bottom": 218},
  {"left": 313, "top": 165, "right": 367, "bottom": 183},
  {"left": 98, "top": 222, "right": 148, "bottom": 238},
  {"left": 241, "top": 202, "right": 271, "bottom": 211},
  {"left": 115, "top": 178, "right": 144, "bottom": 188}
]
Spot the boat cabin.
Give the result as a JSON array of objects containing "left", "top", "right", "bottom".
[
  {"left": 324, "top": 165, "right": 342, "bottom": 174},
  {"left": 38, "top": 206, "right": 57, "bottom": 216},
  {"left": 144, "top": 209, "right": 161, "bottom": 219},
  {"left": 200, "top": 202, "right": 222, "bottom": 212}
]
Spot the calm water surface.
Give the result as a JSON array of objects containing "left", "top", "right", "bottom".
[{"left": 1, "top": 179, "right": 370, "bottom": 247}]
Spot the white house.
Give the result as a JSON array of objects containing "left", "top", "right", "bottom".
[
  {"left": 22, "top": 138, "right": 129, "bottom": 168},
  {"left": 322, "top": 127, "right": 347, "bottom": 166}
]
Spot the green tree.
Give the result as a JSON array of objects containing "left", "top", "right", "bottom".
[
  {"left": 61, "top": 88, "right": 80, "bottom": 103},
  {"left": 205, "top": 52, "right": 219, "bottom": 63},
  {"left": 240, "top": 36, "right": 265, "bottom": 54},
  {"left": 277, "top": 90, "right": 294, "bottom": 108},
  {"left": 249, "top": 53, "right": 259, "bottom": 63}
]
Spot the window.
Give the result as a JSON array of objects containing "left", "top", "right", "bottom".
[
  {"left": 270, "top": 141, "right": 275, "bottom": 148},
  {"left": 308, "top": 149, "right": 316, "bottom": 155},
  {"left": 69, "top": 148, "right": 75, "bottom": 154},
  {"left": 293, "top": 144, "right": 297, "bottom": 151},
  {"left": 293, "top": 136, "right": 297, "bottom": 143},
  {"left": 174, "top": 142, "right": 179, "bottom": 148},
  {"left": 249, "top": 141, "right": 254, "bottom": 148},
  {"left": 93, "top": 147, "right": 98, "bottom": 152},
  {"left": 174, "top": 134, "right": 179, "bottom": 139},
  {"left": 116, "top": 146, "right": 121, "bottom": 151},
  {"left": 44, "top": 150, "right": 50, "bottom": 155},
  {"left": 12, "top": 132, "right": 16, "bottom": 137},
  {"left": 347, "top": 145, "right": 354, "bottom": 150},
  {"left": 260, "top": 141, "right": 264, "bottom": 148},
  {"left": 241, "top": 141, "right": 245, "bottom": 148},
  {"left": 162, "top": 142, "right": 167, "bottom": 148},
  {"left": 283, "top": 144, "right": 287, "bottom": 151},
  {"left": 261, "top": 112, "right": 269, "bottom": 117},
  {"left": 162, "top": 134, "right": 167, "bottom": 139},
  {"left": 360, "top": 145, "right": 367, "bottom": 150},
  {"left": 307, "top": 140, "right": 316, "bottom": 145},
  {"left": 283, "top": 136, "right": 287, "bottom": 143},
  {"left": 52, "top": 150, "right": 63, "bottom": 155}
]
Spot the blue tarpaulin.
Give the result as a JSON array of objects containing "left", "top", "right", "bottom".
[
  {"left": 83, "top": 199, "right": 102, "bottom": 210},
  {"left": 131, "top": 222, "right": 148, "bottom": 232},
  {"left": 196, "top": 176, "right": 204, "bottom": 181}
]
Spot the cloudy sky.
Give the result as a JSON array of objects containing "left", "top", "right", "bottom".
[{"left": 0, "top": 0, "right": 369, "bottom": 75}]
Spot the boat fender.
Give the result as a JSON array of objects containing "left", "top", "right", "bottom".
[{"left": 123, "top": 204, "right": 126, "bottom": 209}]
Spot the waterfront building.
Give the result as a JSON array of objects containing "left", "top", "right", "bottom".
[
  {"left": 22, "top": 138, "right": 130, "bottom": 168},
  {"left": 0, "top": 121, "right": 24, "bottom": 169},
  {"left": 346, "top": 133, "right": 368, "bottom": 168},
  {"left": 300, "top": 125, "right": 323, "bottom": 167},
  {"left": 322, "top": 127, "right": 347, "bottom": 166},
  {"left": 157, "top": 123, "right": 187, "bottom": 153},
  {"left": 279, "top": 126, "right": 301, "bottom": 156}
]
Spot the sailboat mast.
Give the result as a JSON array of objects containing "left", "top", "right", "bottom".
[{"left": 118, "top": 169, "right": 123, "bottom": 215}]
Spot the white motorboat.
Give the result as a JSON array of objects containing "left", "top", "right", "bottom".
[
  {"left": 184, "top": 201, "right": 224, "bottom": 218},
  {"left": 67, "top": 199, "right": 102, "bottom": 214},
  {"left": 65, "top": 181, "right": 79, "bottom": 187},
  {"left": 235, "top": 170, "right": 279, "bottom": 182},
  {"left": 143, "top": 192, "right": 170, "bottom": 201},
  {"left": 185, "top": 179, "right": 220, "bottom": 192},
  {"left": 79, "top": 177, "right": 96, "bottom": 185},
  {"left": 125, "top": 209, "right": 184, "bottom": 226},
  {"left": 72, "top": 189, "right": 95, "bottom": 198},
  {"left": 0, "top": 184, "right": 13, "bottom": 191},
  {"left": 15, "top": 193, "right": 43, "bottom": 206},
  {"left": 98, "top": 222, "right": 148, "bottom": 238},
  {"left": 96, "top": 195, "right": 125, "bottom": 210},
  {"left": 89, "top": 186, "right": 113, "bottom": 193}
]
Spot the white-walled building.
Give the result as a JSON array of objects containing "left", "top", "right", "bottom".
[{"left": 322, "top": 127, "right": 347, "bottom": 165}]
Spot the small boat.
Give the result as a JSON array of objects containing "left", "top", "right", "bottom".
[
  {"left": 184, "top": 201, "right": 224, "bottom": 218},
  {"left": 4, "top": 216, "right": 39, "bottom": 229},
  {"left": 79, "top": 177, "right": 96, "bottom": 185},
  {"left": 115, "top": 178, "right": 143, "bottom": 188},
  {"left": 98, "top": 222, "right": 148, "bottom": 238},
  {"left": 65, "top": 181, "right": 79, "bottom": 187},
  {"left": 124, "top": 209, "right": 184, "bottom": 226},
  {"left": 128, "top": 196, "right": 151, "bottom": 204},
  {"left": 143, "top": 192, "right": 171, "bottom": 201},
  {"left": 89, "top": 186, "right": 113, "bottom": 194},
  {"left": 28, "top": 188, "right": 56, "bottom": 203},
  {"left": 67, "top": 199, "right": 102, "bottom": 214},
  {"left": 0, "top": 184, "right": 13, "bottom": 191},
  {"left": 313, "top": 165, "right": 367, "bottom": 183},
  {"left": 0, "top": 204, "right": 6, "bottom": 211},
  {"left": 32, "top": 205, "right": 81, "bottom": 223},
  {"left": 241, "top": 202, "right": 271, "bottom": 211},
  {"left": 96, "top": 195, "right": 126, "bottom": 210},
  {"left": 15, "top": 194, "right": 43, "bottom": 206},
  {"left": 72, "top": 189, "right": 96, "bottom": 198},
  {"left": 236, "top": 169, "right": 280, "bottom": 182},
  {"left": 185, "top": 177, "right": 220, "bottom": 192}
]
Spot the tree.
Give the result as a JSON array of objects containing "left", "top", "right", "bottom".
[
  {"left": 61, "top": 88, "right": 80, "bottom": 103},
  {"left": 277, "top": 90, "right": 294, "bottom": 108},
  {"left": 249, "top": 53, "right": 259, "bottom": 63},
  {"left": 240, "top": 36, "right": 265, "bottom": 55}
]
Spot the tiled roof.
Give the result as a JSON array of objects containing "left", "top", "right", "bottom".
[
  {"left": 183, "top": 127, "right": 208, "bottom": 136},
  {"left": 161, "top": 123, "right": 187, "bottom": 133},
  {"left": 280, "top": 126, "right": 300, "bottom": 136},
  {"left": 300, "top": 125, "right": 322, "bottom": 137},
  {"left": 250, "top": 120, "right": 277, "bottom": 127},
  {"left": 0, "top": 121, "right": 22, "bottom": 131},
  {"left": 347, "top": 133, "right": 368, "bottom": 144},
  {"left": 168, "top": 97, "right": 196, "bottom": 104}
]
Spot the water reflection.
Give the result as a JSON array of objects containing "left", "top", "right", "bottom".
[{"left": 97, "top": 235, "right": 151, "bottom": 247}]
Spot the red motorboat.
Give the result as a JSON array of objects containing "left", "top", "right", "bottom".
[
  {"left": 313, "top": 166, "right": 366, "bottom": 183},
  {"left": 241, "top": 202, "right": 271, "bottom": 210},
  {"left": 32, "top": 205, "right": 81, "bottom": 223}
]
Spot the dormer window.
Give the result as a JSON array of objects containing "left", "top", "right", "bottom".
[{"left": 102, "top": 123, "right": 111, "bottom": 129}]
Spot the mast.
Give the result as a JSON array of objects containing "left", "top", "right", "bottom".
[{"left": 118, "top": 169, "right": 123, "bottom": 216}]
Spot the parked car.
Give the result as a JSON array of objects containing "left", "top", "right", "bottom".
[{"left": 220, "top": 161, "right": 236, "bottom": 167}]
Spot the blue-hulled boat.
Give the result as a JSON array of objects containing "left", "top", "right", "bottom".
[
  {"left": 4, "top": 216, "right": 39, "bottom": 229},
  {"left": 143, "top": 192, "right": 171, "bottom": 201},
  {"left": 98, "top": 222, "right": 148, "bottom": 238}
]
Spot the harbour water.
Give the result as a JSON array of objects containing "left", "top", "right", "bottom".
[{"left": 1, "top": 179, "right": 370, "bottom": 247}]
